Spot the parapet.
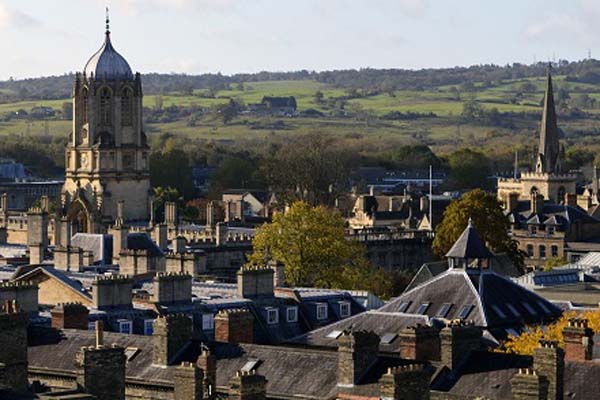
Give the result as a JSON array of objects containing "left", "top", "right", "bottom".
[{"left": 93, "top": 274, "right": 133, "bottom": 285}]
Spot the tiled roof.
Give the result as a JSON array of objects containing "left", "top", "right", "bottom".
[{"left": 445, "top": 221, "right": 493, "bottom": 259}]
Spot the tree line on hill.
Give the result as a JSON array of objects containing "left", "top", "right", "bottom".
[{"left": 3, "top": 59, "right": 600, "bottom": 102}]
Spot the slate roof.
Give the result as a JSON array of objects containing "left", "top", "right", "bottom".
[
  {"left": 15, "top": 266, "right": 91, "bottom": 301},
  {"left": 71, "top": 233, "right": 112, "bottom": 264},
  {"left": 382, "top": 268, "right": 561, "bottom": 341},
  {"left": 84, "top": 29, "right": 133, "bottom": 80},
  {"left": 127, "top": 233, "right": 164, "bottom": 257},
  {"left": 511, "top": 201, "right": 600, "bottom": 231},
  {"left": 287, "top": 310, "right": 429, "bottom": 353},
  {"left": 432, "top": 350, "right": 600, "bottom": 400},
  {"left": 445, "top": 220, "right": 493, "bottom": 259},
  {"left": 405, "top": 253, "right": 521, "bottom": 292},
  {"left": 27, "top": 327, "right": 407, "bottom": 399}
]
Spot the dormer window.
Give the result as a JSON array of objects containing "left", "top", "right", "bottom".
[
  {"left": 143, "top": 319, "right": 154, "bottom": 335},
  {"left": 286, "top": 306, "right": 298, "bottom": 323},
  {"left": 118, "top": 319, "right": 132, "bottom": 334},
  {"left": 266, "top": 308, "right": 279, "bottom": 325},
  {"left": 547, "top": 226, "right": 555, "bottom": 236},
  {"left": 415, "top": 302, "right": 430, "bottom": 315},
  {"left": 530, "top": 225, "right": 537, "bottom": 235},
  {"left": 316, "top": 303, "right": 328, "bottom": 320},
  {"left": 339, "top": 301, "right": 351, "bottom": 318},
  {"left": 202, "top": 313, "right": 215, "bottom": 330}
]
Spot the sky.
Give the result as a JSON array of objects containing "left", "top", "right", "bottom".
[{"left": 0, "top": 0, "right": 599, "bottom": 80}]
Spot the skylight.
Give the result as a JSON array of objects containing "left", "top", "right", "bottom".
[
  {"left": 436, "top": 303, "right": 453, "bottom": 318},
  {"left": 537, "top": 300, "right": 551, "bottom": 314},
  {"left": 326, "top": 330, "right": 343, "bottom": 339},
  {"left": 506, "top": 303, "right": 521, "bottom": 318},
  {"left": 415, "top": 302, "right": 430, "bottom": 315},
  {"left": 505, "top": 328, "right": 520, "bottom": 337},
  {"left": 521, "top": 302, "right": 537, "bottom": 316},
  {"left": 491, "top": 305, "right": 507, "bottom": 319},
  {"left": 457, "top": 304, "right": 474, "bottom": 319},
  {"left": 380, "top": 333, "right": 398, "bottom": 344},
  {"left": 241, "top": 359, "right": 260, "bottom": 372},
  {"left": 397, "top": 301, "right": 412, "bottom": 313}
]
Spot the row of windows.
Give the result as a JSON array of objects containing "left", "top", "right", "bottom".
[
  {"left": 397, "top": 301, "right": 474, "bottom": 320},
  {"left": 88, "top": 302, "right": 353, "bottom": 334},
  {"left": 529, "top": 226, "right": 556, "bottom": 236},
  {"left": 526, "top": 244, "right": 559, "bottom": 258},
  {"left": 82, "top": 87, "right": 134, "bottom": 126},
  {"left": 490, "top": 300, "right": 550, "bottom": 319}
]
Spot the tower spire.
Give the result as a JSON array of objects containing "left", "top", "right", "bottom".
[
  {"left": 105, "top": 7, "right": 110, "bottom": 35},
  {"left": 537, "top": 63, "right": 560, "bottom": 174}
]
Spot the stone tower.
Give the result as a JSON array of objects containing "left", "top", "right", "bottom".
[{"left": 62, "top": 12, "right": 150, "bottom": 233}]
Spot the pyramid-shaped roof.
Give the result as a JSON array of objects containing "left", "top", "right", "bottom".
[{"left": 445, "top": 218, "right": 493, "bottom": 259}]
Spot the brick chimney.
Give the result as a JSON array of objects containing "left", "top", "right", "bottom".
[
  {"left": 533, "top": 340, "right": 564, "bottom": 400},
  {"left": 440, "top": 321, "right": 482, "bottom": 370},
  {"left": 197, "top": 349, "right": 217, "bottom": 400},
  {"left": 152, "top": 314, "right": 193, "bottom": 366},
  {"left": 75, "top": 322, "right": 126, "bottom": 400},
  {"left": 228, "top": 370, "right": 267, "bottom": 400},
  {"left": 214, "top": 308, "right": 254, "bottom": 344},
  {"left": 399, "top": 324, "right": 440, "bottom": 361},
  {"left": 175, "top": 362, "right": 204, "bottom": 400},
  {"left": 0, "top": 280, "right": 39, "bottom": 314},
  {"left": 51, "top": 302, "right": 89, "bottom": 330},
  {"left": 562, "top": 318, "right": 594, "bottom": 361},
  {"left": 237, "top": 266, "right": 274, "bottom": 298},
  {"left": 506, "top": 192, "right": 519, "bottom": 212},
  {"left": 565, "top": 193, "right": 577, "bottom": 207},
  {"left": 379, "top": 365, "right": 430, "bottom": 400},
  {"left": 0, "top": 300, "right": 29, "bottom": 393},
  {"left": 337, "top": 330, "right": 380, "bottom": 387},
  {"left": 511, "top": 368, "right": 549, "bottom": 400}
]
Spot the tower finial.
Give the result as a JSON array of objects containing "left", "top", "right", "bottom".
[{"left": 105, "top": 6, "right": 110, "bottom": 35}]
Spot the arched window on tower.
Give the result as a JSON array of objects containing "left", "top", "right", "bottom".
[
  {"left": 82, "top": 88, "right": 89, "bottom": 124},
  {"left": 100, "top": 88, "right": 112, "bottom": 125},
  {"left": 121, "top": 88, "right": 133, "bottom": 126}
]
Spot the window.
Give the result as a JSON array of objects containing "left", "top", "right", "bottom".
[
  {"left": 100, "top": 87, "right": 112, "bottom": 125},
  {"left": 82, "top": 88, "right": 89, "bottom": 124},
  {"left": 339, "top": 301, "right": 351, "bottom": 318},
  {"left": 316, "top": 303, "right": 328, "bottom": 320},
  {"left": 457, "top": 305, "right": 474, "bottom": 319},
  {"left": 415, "top": 302, "right": 430, "bottom": 315},
  {"left": 380, "top": 333, "right": 398, "bottom": 344},
  {"left": 521, "top": 302, "right": 537, "bottom": 316},
  {"left": 124, "top": 347, "right": 141, "bottom": 362},
  {"left": 202, "top": 313, "right": 215, "bottom": 330},
  {"left": 118, "top": 320, "right": 132, "bottom": 334},
  {"left": 286, "top": 306, "right": 298, "bottom": 323},
  {"left": 537, "top": 300, "right": 551, "bottom": 314},
  {"left": 326, "top": 330, "right": 343, "bottom": 339},
  {"left": 547, "top": 226, "right": 555, "bottom": 236},
  {"left": 87, "top": 321, "right": 96, "bottom": 331},
  {"left": 144, "top": 319, "right": 154, "bottom": 336},
  {"left": 530, "top": 226, "right": 537, "bottom": 235},
  {"left": 491, "top": 305, "right": 507, "bottom": 319},
  {"left": 551, "top": 245, "right": 559, "bottom": 258},
  {"left": 266, "top": 308, "right": 279, "bottom": 325},
  {"left": 527, "top": 244, "right": 534, "bottom": 257},
  {"left": 539, "top": 245, "right": 546, "bottom": 259},
  {"left": 506, "top": 303, "right": 521, "bottom": 318},
  {"left": 397, "top": 301, "right": 412, "bottom": 313},
  {"left": 121, "top": 88, "right": 133, "bottom": 126},
  {"left": 241, "top": 359, "right": 260, "bottom": 372},
  {"left": 436, "top": 303, "right": 453, "bottom": 318}
]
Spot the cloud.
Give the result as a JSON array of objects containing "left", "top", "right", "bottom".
[
  {"left": 105, "top": 0, "right": 241, "bottom": 16},
  {"left": 0, "top": 5, "right": 40, "bottom": 28}
]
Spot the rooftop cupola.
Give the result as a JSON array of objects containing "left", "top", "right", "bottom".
[{"left": 445, "top": 217, "right": 493, "bottom": 269}]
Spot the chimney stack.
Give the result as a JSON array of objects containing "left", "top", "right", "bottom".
[
  {"left": 76, "top": 342, "right": 126, "bottom": 400},
  {"left": 92, "top": 275, "right": 133, "bottom": 310},
  {"left": 399, "top": 324, "right": 440, "bottom": 361},
  {"left": 533, "top": 340, "right": 564, "bottom": 400},
  {"left": 197, "top": 349, "right": 217, "bottom": 400},
  {"left": 214, "top": 308, "right": 254, "bottom": 344},
  {"left": 237, "top": 266, "right": 274, "bottom": 298},
  {"left": 175, "top": 362, "right": 205, "bottom": 400},
  {"left": 0, "top": 300, "right": 29, "bottom": 393},
  {"left": 228, "top": 370, "right": 267, "bottom": 400},
  {"left": 152, "top": 314, "right": 193, "bottom": 366},
  {"left": 440, "top": 321, "right": 482, "bottom": 370},
  {"left": 511, "top": 368, "right": 549, "bottom": 400},
  {"left": 531, "top": 194, "right": 544, "bottom": 215},
  {"left": 379, "top": 365, "right": 430, "bottom": 400},
  {"left": 562, "top": 318, "right": 594, "bottom": 361},
  {"left": 337, "top": 330, "right": 380, "bottom": 387},
  {"left": 51, "top": 302, "right": 89, "bottom": 330}
]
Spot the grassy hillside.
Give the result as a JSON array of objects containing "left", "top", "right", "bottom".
[{"left": 1, "top": 75, "right": 599, "bottom": 161}]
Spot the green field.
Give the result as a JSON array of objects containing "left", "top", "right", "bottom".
[{"left": 1, "top": 75, "right": 598, "bottom": 156}]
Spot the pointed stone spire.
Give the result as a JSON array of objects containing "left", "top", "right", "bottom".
[{"left": 537, "top": 64, "right": 560, "bottom": 174}]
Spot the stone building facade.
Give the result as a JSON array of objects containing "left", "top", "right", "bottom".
[{"left": 61, "top": 16, "right": 151, "bottom": 233}]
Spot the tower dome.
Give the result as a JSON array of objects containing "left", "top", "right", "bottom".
[{"left": 83, "top": 13, "right": 133, "bottom": 81}]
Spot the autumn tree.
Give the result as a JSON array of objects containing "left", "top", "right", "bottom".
[
  {"left": 432, "top": 189, "right": 524, "bottom": 270},
  {"left": 501, "top": 309, "right": 600, "bottom": 355},
  {"left": 246, "top": 201, "right": 392, "bottom": 297},
  {"left": 262, "top": 133, "right": 354, "bottom": 207}
]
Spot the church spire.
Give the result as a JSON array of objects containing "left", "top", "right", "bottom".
[{"left": 537, "top": 64, "right": 560, "bottom": 174}]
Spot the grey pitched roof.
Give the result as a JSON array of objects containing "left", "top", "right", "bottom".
[
  {"left": 287, "top": 310, "right": 429, "bottom": 353},
  {"left": 127, "top": 233, "right": 164, "bottom": 257},
  {"left": 382, "top": 269, "right": 561, "bottom": 341},
  {"left": 15, "top": 266, "right": 91, "bottom": 301},
  {"left": 445, "top": 221, "right": 493, "bottom": 259}
]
